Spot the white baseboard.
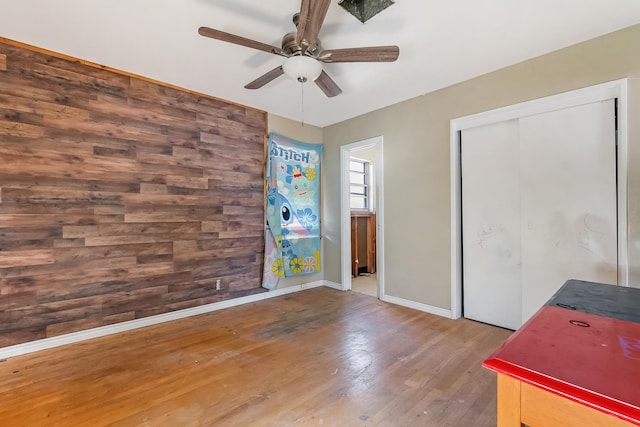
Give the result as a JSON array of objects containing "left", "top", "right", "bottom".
[
  {"left": 381, "top": 294, "right": 452, "bottom": 318},
  {"left": 0, "top": 281, "right": 332, "bottom": 360},
  {"left": 321, "top": 280, "right": 345, "bottom": 290}
]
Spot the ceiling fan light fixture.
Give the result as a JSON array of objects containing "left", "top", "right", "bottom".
[{"left": 282, "top": 56, "right": 322, "bottom": 83}]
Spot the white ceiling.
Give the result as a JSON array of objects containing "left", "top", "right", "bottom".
[{"left": 2, "top": 1, "right": 640, "bottom": 127}]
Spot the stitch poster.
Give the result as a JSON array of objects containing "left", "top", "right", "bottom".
[{"left": 262, "top": 133, "right": 322, "bottom": 289}]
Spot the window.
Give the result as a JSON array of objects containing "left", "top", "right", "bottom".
[{"left": 350, "top": 158, "right": 371, "bottom": 210}]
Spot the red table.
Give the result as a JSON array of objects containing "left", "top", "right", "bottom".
[{"left": 484, "top": 280, "right": 640, "bottom": 427}]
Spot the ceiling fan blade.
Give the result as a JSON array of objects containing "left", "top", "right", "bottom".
[
  {"left": 318, "top": 46, "right": 400, "bottom": 63},
  {"left": 314, "top": 70, "right": 342, "bottom": 97},
  {"left": 198, "top": 26, "right": 286, "bottom": 57},
  {"left": 244, "top": 66, "right": 285, "bottom": 89},
  {"left": 296, "top": 0, "right": 331, "bottom": 53}
]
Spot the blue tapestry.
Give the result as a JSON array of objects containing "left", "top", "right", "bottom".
[{"left": 262, "top": 133, "right": 322, "bottom": 289}]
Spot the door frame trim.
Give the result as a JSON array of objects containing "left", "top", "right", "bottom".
[
  {"left": 340, "top": 136, "right": 384, "bottom": 296},
  {"left": 449, "top": 79, "right": 629, "bottom": 320}
]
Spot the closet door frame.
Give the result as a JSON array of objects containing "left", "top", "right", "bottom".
[{"left": 449, "top": 79, "right": 629, "bottom": 320}]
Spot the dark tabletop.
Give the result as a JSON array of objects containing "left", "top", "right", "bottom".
[{"left": 545, "top": 279, "right": 640, "bottom": 323}]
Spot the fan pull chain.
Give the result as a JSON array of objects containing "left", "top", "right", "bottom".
[{"left": 301, "top": 82, "right": 305, "bottom": 127}]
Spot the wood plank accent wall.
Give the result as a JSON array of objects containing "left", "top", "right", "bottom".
[{"left": 0, "top": 39, "right": 267, "bottom": 347}]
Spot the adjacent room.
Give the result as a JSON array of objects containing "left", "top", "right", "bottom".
[{"left": 1, "top": 1, "right": 640, "bottom": 425}]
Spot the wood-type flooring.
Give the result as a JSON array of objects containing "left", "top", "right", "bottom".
[{"left": 0, "top": 287, "right": 512, "bottom": 426}]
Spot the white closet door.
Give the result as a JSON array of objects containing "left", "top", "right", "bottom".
[
  {"left": 462, "top": 120, "right": 522, "bottom": 330},
  {"left": 519, "top": 100, "right": 617, "bottom": 322}
]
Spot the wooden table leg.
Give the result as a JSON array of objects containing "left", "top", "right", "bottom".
[{"left": 497, "top": 374, "right": 522, "bottom": 426}]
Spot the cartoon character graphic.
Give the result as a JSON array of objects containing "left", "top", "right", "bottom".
[
  {"left": 262, "top": 133, "right": 322, "bottom": 287},
  {"left": 277, "top": 193, "right": 312, "bottom": 249},
  {"left": 285, "top": 165, "right": 317, "bottom": 206}
]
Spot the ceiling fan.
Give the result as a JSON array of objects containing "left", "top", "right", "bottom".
[{"left": 198, "top": 0, "right": 399, "bottom": 97}]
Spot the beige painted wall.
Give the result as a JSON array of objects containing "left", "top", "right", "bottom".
[
  {"left": 323, "top": 24, "right": 640, "bottom": 310},
  {"left": 627, "top": 77, "right": 640, "bottom": 282},
  {"left": 267, "top": 115, "right": 325, "bottom": 288}
]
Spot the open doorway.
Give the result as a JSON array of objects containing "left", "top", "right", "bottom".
[{"left": 340, "top": 136, "right": 384, "bottom": 298}]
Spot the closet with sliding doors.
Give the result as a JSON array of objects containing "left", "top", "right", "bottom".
[{"left": 461, "top": 85, "right": 623, "bottom": 330}]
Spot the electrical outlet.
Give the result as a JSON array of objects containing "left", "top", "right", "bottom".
[{"left": 215, "top": 279, "right": 221, "bottom": 291}]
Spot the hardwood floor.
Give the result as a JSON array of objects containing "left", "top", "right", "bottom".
[{"left": 0, "top": 287, "right": 512, "bottom": 426}]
